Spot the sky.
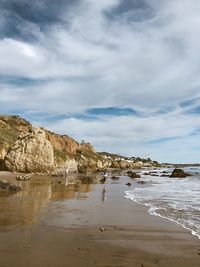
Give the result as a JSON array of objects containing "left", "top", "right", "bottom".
[{"left": 0, "top": 0, "right": 200, "bottom": 163}]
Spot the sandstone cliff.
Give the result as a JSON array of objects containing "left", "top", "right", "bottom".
[
  {"left": 44, "top": 129, "right": 79, "bottom": 168},
  {"left": 0, "top": 115, "right": 99, "bottom": 173},
  {"left": 0, "top": 115, "right": 159, "bottom": 174},
  {"left": 0, "top": 115, "right": 82, "bottom": 171},
  {"left": 5, "top": 127, "right": 54, "bottom": 173}
]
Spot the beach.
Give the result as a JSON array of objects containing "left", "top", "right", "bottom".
[{"left": 0, "top": 171, "right": 199, "bottom": 267}]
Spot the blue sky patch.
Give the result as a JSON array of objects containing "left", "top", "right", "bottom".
[
  {"left": 189, "top": 128, "right": 200, "bottom": 136},
  {"left": 179, "top": 98, "right": 196, "bottom": 108},
  {"left": 146, "top": 136, "right": 182, "bottom": 145},
  {"left": 87, "top": 107, "right": 137, "bottom": 117},
  {"left": 187, "top": 105, "right": 200, "bottom": 114},
  {"left": 0, "top": 76, "right": 46, "bottom": 87}
]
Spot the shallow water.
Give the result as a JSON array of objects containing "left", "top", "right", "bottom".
[
  {"left": 0, "top": 174, "right": 93, "bottom": 228},
  {"left": 125, "top": 167, "right": 200, "bottom": 239}
]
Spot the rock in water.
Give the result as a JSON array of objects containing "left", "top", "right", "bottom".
[
  {"left": 5, "top": 127, "right": 54, "bottom": 173},
  {"left": 170, "top": 168, "right": 191, "bottom": 178},
  {"left": 137, "top": 181, "right": 145, "bottom": 184},
  {"left": 0, "top": 180, "right": 21, "bottom": 192},
  {"left": 111, "top": 176, "right": 120, "bottom": 180},
  {"left": 127, "top": 171, "right": 141, "bottom": 178}
]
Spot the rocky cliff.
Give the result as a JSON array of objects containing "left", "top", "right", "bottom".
[
  {"left": 0, "top": 115, "right": 81, "bottom": 171},
  {"left": 0, "top": 115, "right": 159, "bottom": 173},
  {"left": 0, "top": 115, "right": 100, "bottom": 173}
]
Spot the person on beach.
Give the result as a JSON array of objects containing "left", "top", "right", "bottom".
[
  {"left": 64, "top": 167, "right": 69, "bottom": 185},
  {"left": 103, "top": 171, "right": 108, "bottom": 180},
  {"left": 100, "top": 171, "right": 108, "bottom": 184},
  {"left": 101, "top": 171, "right": 107, "bottom": 201},
  {"left": 65, "top": 167, "right": 69, "bottom": 176}
]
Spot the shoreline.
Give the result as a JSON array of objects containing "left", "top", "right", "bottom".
[
  {"left": 0, "top": 171, "right": 200, "bottom": 266},
  {"left": 125, "top": 190, "right": 200, "bottom": 241}
]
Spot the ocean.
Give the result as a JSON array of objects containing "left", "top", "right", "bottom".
[{"left": 125, "top": 167, "right": 200, "bottom": 239}]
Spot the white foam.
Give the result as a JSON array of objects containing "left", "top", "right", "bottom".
[{"left": 125, "top": 168, "right": 200, "bottom": 240}]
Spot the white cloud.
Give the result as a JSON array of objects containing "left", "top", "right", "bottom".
[
  {"left": 0, "top": 0, "right": 200, "bottom": 162},
  {"left": 41, "top": 108, "right": 200, "bottom": 163}
]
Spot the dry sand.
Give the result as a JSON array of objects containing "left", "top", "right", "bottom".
[{"left": 0, "top": 171, "right": 199, "bottom": 267}]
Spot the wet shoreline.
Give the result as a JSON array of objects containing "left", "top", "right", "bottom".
[{"left": 0, "top": 171, "right": 200, "bottom": 267}]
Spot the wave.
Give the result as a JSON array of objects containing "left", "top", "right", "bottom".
[{"left": 125, "top": 171, "right": 200, "bottom": 240}]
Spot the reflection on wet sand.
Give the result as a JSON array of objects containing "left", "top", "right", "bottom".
[
  {"left": 50, "top": 183, "right": 92, "bottom": 201},
  {"left": 102, "top": 184, "right": 107, "bottom": 202},
  {"left": 0, "top": 173, "right": 93, "bottom": 228}
]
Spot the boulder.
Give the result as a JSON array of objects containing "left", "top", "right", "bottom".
[
  {"left": 137, "top": 181, "right": 145, "bottom": 184},
  {"left": 127, "top": 171, "right": 141, "bottom": 178},
  {"left": 4, "top": 127, "right": 54, "bottom": 173},
  {"left": 0, "top": 180, "right": 21, "bottom": 193},
  {"left": 111, "top": 176, "right": 120, "bottom": 180},
  {"left": 170, "top": 168, "right": 191, "bottom": 178}
]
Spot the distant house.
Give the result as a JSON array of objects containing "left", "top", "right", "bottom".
[
  {"left": 126, "top": 160, "right": 135, "bottom": 163},
  {"left": 115, "top": 157, "right": 125, "bottom": 161},
  {"left": 143, "top": 162, "right": 153, "bottom": 167}
]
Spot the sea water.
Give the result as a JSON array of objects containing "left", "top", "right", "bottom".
[{"left": 125, "top": 167, "right": 200, "bottom": 239}]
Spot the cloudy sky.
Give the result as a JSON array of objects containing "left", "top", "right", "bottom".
[{"left": 1, "top": 0, "right": 200, "bottom": 163}]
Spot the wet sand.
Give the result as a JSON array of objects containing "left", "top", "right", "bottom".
[{"left": 0, "top": 171, "right": 199, "bottom": 267}]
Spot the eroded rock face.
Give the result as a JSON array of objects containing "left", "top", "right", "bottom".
[
  {"left": 45, "top": 130, "right": 79, "bottom": 154},
  {"left": 79, "top": 143, "right": 96, "bottom": 153},
  {"left": 0, "top": 148, "right": 6, "bottom": 160},
  {"left": 4, "top": 127, "right": 54, "bottom": 173},
  {"left": 77, "top": 156, "right": 98, "bottom": 174},
  {"left": 111, "top": 160, "right": 143, "bottom": 170}
]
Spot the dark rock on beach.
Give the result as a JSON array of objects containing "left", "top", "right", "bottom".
[
  {"left": 170, "top": 168, "right": 191, "bottom": 178},
  {"left": 147, "top": 172, "right": 159, "bottom": 176},
  {"left": 111, "top": 176, "right": 120, "bottom": 180},
  {"left": 137, "top": 181, "right": 145, "bottom": 185},
  {"left": 0, "top": 180, "right": 22, "bottom": 193},
  {"left": 127, "top": 171, "right": 141, "bottom": 179}
]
